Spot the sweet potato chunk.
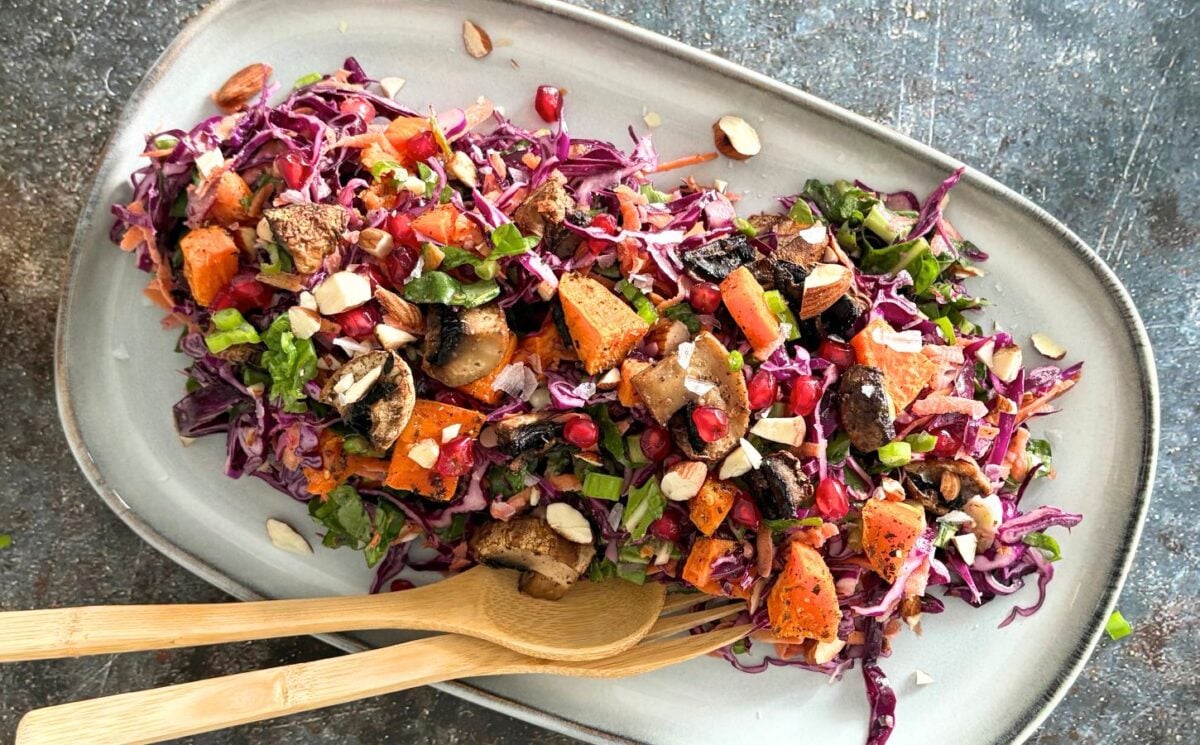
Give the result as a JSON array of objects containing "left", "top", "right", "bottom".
[
  {"left": 689, "top": 479, "right": 738, "bottom": 537},
  {"left": 767, "top": 542, "right": 841, "bottom": 642},
  {"left": 860, "top": 498, "right": 926, "bottom": 583},
  {"left": 384, "top": 399, "right": 486, "bottom": 500},
  {"left": 557, "top": 272, "right": 649, "bottom": 374},
  {"left": 850, "top": 318, "right": 939, "bottom": 411},
  {"left": 180, "top": 226, "right": 239, "bottom": 307}
]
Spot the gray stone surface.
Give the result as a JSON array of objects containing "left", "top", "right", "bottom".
[{"left": 0, "top": 0, "right": 1195, "bottom": 743}]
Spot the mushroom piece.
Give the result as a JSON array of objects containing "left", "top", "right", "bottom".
[
  {"left": 512, "top": 170, "right": 575, "bottom": 238},
  {"left": 422, "top": 303, "right": 513, "bottom": 387},
  {"left": 838, "top": 365, "right": 896, "bottom": 452},
  {"left": 746, "top": 213, "right": 827, "bottom": 268},
  {"left": 319, "top": 351, "right": 416, "bottom": 450},
  {"left": 631, "top": 332, "right": 750, "bottom": 462},
  {"left": 469, "top": 516, "right": 596, "bottom": 600},
  {"left": 903, "top": 458, "right": 994, "bottom": 516},
  {"left": 744, "top": 451, "right": 814, "bottom": 520},
  {"left": 679, "top": 234, "right": 757, "bottom": 282},
  {"left": 262, "top": 203, "right": 348, "bottom": 274},
  {"left": 493, "top": 412, "right": 566, "bottom": 459}
]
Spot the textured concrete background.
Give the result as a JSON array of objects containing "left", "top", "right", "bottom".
[{"left": 0, "top": 0, "right": 1196, "bottom": 743}]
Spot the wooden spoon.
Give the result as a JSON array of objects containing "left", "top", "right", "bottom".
[{"left": 0, "top": 566, "right": 666, "bottom": 663}]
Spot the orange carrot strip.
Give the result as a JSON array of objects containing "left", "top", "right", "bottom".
[{"left": 651, "top": 152, "right": 718, "bottom": 173}]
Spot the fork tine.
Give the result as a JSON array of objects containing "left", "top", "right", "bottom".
[
  {"left": 658, "top": 592, "right": 711, "bottom": 615},
  {"left": 644, "top": 604, "right": 746, "bottom": 641},
  {"left": 554, "top": 625, "right": 752, "bottom": 678}
]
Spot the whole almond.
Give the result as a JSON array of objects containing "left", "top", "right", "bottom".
[
  {"left": 799, "top": 263, "right": 852, "bottom": 319},
  {"left": 712, "top": 115, "right": 761, "bottom": 160},
  {"left": 213, "top": 63, "right": 272, "bottom": 113},
  {"left": 374, "top": 287, "right": 425, "bottom": 334},
  {"left": 462, "top": 20, "right": 493, "bottom": 59}
]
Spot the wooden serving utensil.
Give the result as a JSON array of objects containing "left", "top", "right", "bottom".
[
  {"left": 14, "top": 602, "right": 749, "bottom": 745},
  {"left": 0, "top": 566, "right": 666, "bottom": 663}
]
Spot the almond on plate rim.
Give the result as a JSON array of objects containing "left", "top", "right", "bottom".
[
  {"left": 712, "top": 115, "right": 761, "bottom": 160},
  {"left": 213, "top": 63, "right": 272, "bottom": 113}
]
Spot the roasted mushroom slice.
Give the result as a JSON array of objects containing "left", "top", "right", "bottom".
[
  {"left": 903, "top": 457, "right": 994, "bottom": 515},
  {"left": 423, "top": 303, "right": 512, "bottom": 387},
  {"left": 838, "top": 365, "right": 896, "bottom": 452},
  {"left": 630, "top": 332, "right": 750, "bottom": 462},
  {"left": 319, "top": 351, "right": 416, "bottom": 450},
  {"left": 262, "top": 203, "right": 348, "bottom": 274},
  {"left": 745, "top": 451, "right": 813, "bottom": 520},
  {"left": 679, "top": 234, "right": 757, "bottom": 282},
  {"left": 493, "top": 412, "right": 565, "bottom": 458},
  {"left": 746, "top": 213, "right": 827, "bottom": 268},
  {"left": 772, "top": 260, "right": 809, "bottom": 305},
  {"left": 469, "top": 516, "right": 596, "bottom": 600},
  {"left": 512, "top": 170, "right": 576, "bottom": 238}
]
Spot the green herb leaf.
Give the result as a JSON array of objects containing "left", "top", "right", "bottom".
[
  {"left": 261, "top": 315, "right": 318, "bottom": 413},
  {"left": 1026, "top": 438, "right": 1053, "bottom": 478},
  {"left": 1023, "top": 531, "right": 1062, "bottom": 562},
  {"left": 587, "top": 404, "right": 628, "bottom": 466},
  {"left": 662, "top": 302, "right": 701, "bottom": 334},
  {"left": 825, "top": 432, "right": 851, "bottom": 465},
  {"left": 787, "top": 199, "right": 815, "bottom": 226},
  {"left": 861, "top": 237, "right": 942, "bottom": 295},
  {"left": 623, "top": 477, "right": 665, "bottom": 540},
  {"left": 1105, "top": 610, "right": 1133, "bottom": 640},
  {"left": 308, "top": 485, "right": 406, "bottom": 568},
  {"left": 489, "top": 223, "right": 540, "bottom": 259},
  {"left": 801, "top": 179, "right": 877, "bottom": 225},
  {"left": 403, "top": 271, "right": 500, "bottom": 308},
  {"left": 486, "top": 464, "right": 530, "bottom": 497}
]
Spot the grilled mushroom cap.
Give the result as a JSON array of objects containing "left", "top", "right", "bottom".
[
  {"left": 679, "top": 234, "right": 757, "bottom": 282},
  {"left": 512, "top": 170, "right": 575, "bottom": 238},
  {"left": 745, "top": 451, "right": 813, "bottom": 520},
  {"left": 838, "top": 364, "right": 896, "bottom": 452},
  {"left": 903, "top": 458, "right": 994, "bottom": 515},
  {"left": 262, "top": 203, "right": 348, "bottom": 274},
  {"left": 469, "top": 516, "right": 596, "bottom": 600},
  {"left": 746, "top": 213, "right": 827, "bottom": 268},
  {"left": 493, "top": 412, "right": 565, "bottom": 458},
  {"left": 423, "top": 303, "right": 512, "bottom": 387},
  {"left": 320, "top": 351, "right": 416, "bottom": 450}
]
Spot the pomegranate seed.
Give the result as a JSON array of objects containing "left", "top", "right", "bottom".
[
  {"left": 788, "top": 375, "right": 822, "bottom": 416},
  {"left": 355, "top": 264, "right": 387, "bottom": 292},
  {"left": 332, "top": 304, "right": 381, "bottom": 339},
  {"left": 338, "top": 97, "right": 376, "bottom": 122},
  {"left": 692, "top": 406, "right": 729, "bottom": 443},
  {"left": 385, "top": 213, "right": 421, "bottom": 249},
  {"left": 435, "top": 435, "right": 475, "bottom": 477},
  {"left": 381, "top": 246, "right": 419, "bottom": 286},
  {"left": 389, "top": 579, "right": 415, "bottom": 592},
  {"left": 562, "top": 415, "right": 600, "bottom": 449},
  {"left": 210, "top": 274, "right": 275, "bottom": 313},
  {"left": 587, "top": 212, "right": 619, "bottom": 254},
  {"left": 649, "top": 511, "right": 683, "bottom": 542},
  {"left": 689, "top": 282, "right": 722, "bottom": 314},
  {"left": 815, "top": 477, "right": 849, "bottom": 520},
  {"left": 818, "top": 338, "right": 855, "bottom": 369},
  {"left": 274, "top": 153, "right": 311, "bottom": 190},
  {"left": 405, "top": 130, "right": 439, "bottom": 162},
  {"left": 931, "top": 430, "right": 959, "bottom": 457},
  {"left": 534, "top": 85, "right": 563, "bottom": 123},
  {"left": 746, "top": 370, "right": 778, "bottom": 410},
  {"left": 730, "top": 494, "right": 762, "bottom": 530},
  {"left": 640, "top": 426, "right": 672, "bottom": 461}
]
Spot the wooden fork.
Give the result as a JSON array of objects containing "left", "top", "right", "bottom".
[{"left": 15, "top": 597, "right": 749, "bottom": 745}]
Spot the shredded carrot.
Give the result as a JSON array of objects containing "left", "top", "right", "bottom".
[
  {"left": 1016, "top": 378, "right": 1077, "bottom": 424},
  {"left": 651, "top": 151, "right": 718, "bottom": 173}
]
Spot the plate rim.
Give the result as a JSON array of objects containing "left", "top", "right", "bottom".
[{"left": 53, "top": 0, "right": 1159, "bottom": 743}]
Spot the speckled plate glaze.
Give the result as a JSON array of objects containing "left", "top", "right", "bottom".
[{"left": 55, "top": 0, "right": 1158, "bottom": 743}]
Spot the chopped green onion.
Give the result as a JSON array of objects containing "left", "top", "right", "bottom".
[
  {"left": 153, "top": 136, "right": 179, "bottom": 151},
  {"left": 205, "top": 309, "right": 261, "bottom": 354},
  {"left": 905, "top": 432, "right": 939, "bottom": 453},
  {"left": 615, "top": 280, "right": 659, "bottom": 325},
  {"left": 293, "top": 72, "right": 323, "bottom": 88},
  {"left": 582, "top": 472, "right": 624, "bottom": 501},
  {"left": 877, "top": 441, "right": 912, "bottom": 467},
  {"left": 787, "top": 199, "right": 815, "bottom": 226},
  {"left": 762, "top": 290, "right": 800, "bottom": 341},
  {"left": 733, "top": 216, "right": 757, "bottom": 237},
  {"left": 932, "top": 521, "right": 958, "bottom": 548},
  {"left": 416, "top": 162, "right": 439, "bottom": 195},
  {"left": 626, "top": 435, "right": 648, "bottom": 466},
  {"left": 473, "top": 260, "right": 498, "bottom": 280},
  {"left": 1023, "top": 531, "right": 1062, "bottom": 562},
  {"left": 261, "top": 242, "right": 293, "bottom": 274},
  {"left": 211, "top": 308, "right": 246, "bottom": 331},
  {"left": 1105, "top": 610, "right": 1132, "bottom": 640},
  {"left": 728, "top": 350, "right": 744, "bottom": 372},
  {"left": 933, "top": 316, "right": 957, "bottom": 344},
  {"left": 763, "top": 516, "right": 824, "bottom": 531},
  {"left": 342, "top": 434, "right": 384, "bottom": 458},
  {"left": 623, "top": 477, "right": 665, "bottom": 539},
  {"left": 662, "top": 302, "right": 700, "bottom": 333}
]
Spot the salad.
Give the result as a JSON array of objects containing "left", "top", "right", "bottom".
[{"left": 112, "top": 57, "right": 1083, "bottom": 744}]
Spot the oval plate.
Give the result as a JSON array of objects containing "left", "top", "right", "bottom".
[{"left": 55, "top": 0, "right": 1157, "bottom": 743}]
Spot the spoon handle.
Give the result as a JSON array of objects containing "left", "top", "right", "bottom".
[
  {"left": 0, "top": 581, "right": 463, "bottom": 662},
  {"left": 15, "top": 635, "right": 520, "bottom": 745}
]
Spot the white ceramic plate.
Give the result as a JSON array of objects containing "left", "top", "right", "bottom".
[{"left": 56, "top": 1, "right": 1158, "bottom": 743}]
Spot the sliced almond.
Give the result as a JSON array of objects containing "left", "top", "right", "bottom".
[
  {"left": 647, "top": 319, "right": 691, "bottom": 355},
  {"left": 375, "top": 323, "right": 418, "bottom": 350},
  {"left": 596, "top": 368, "right": 622, "bottom": 390},
  {"left": 799, "top": 263, "right": 852, "bottom": 319},
  {"left": 379, "top": 76, "right": 406, "bottom": 99},
  {"left": 358, "top": 227, "right": 394, "bottom": 259},
  {"left": 546, "top": 502, "right": 593, "bottom": 544},
  {"left": 749, "top": 416, "right": 807, "bottom": 447},
  {"left": 952, "top": 532, "right": 978, "bottom": 565},
  {"left": 660, "top": 461, "right": 708, "bottom": 501},
  {"left": 447, "top": 150, "right": 478, "bottom": 187},
  {"left": 374, "top": 287, "right": 425, "bottom": 334},
  {"left": 811, "top": 638, "right": 846, "bottom": 665},
  {"left": 407, "top": 438, "right": 440, "bottom": 469},
  {"left": 462, "top": 20, "right": 493, "bottom": 59},
  {"left": 212, "top": 63, "right": 272, "bottom": 113},
  {"left": 712, "top": 115, "right": 761, "bottom": 160},
  {"left": 287, "top": 306, "right": 322, "bottom": 340},
  {"left": 1031, "top": 332, "right": 1067, "bottom": 360},
  {"left": 266, "top": 518, "right": 312, "bottom": 555},
  {"left": 987, "top": 344, "right": 1022, "bottom": 383}
]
